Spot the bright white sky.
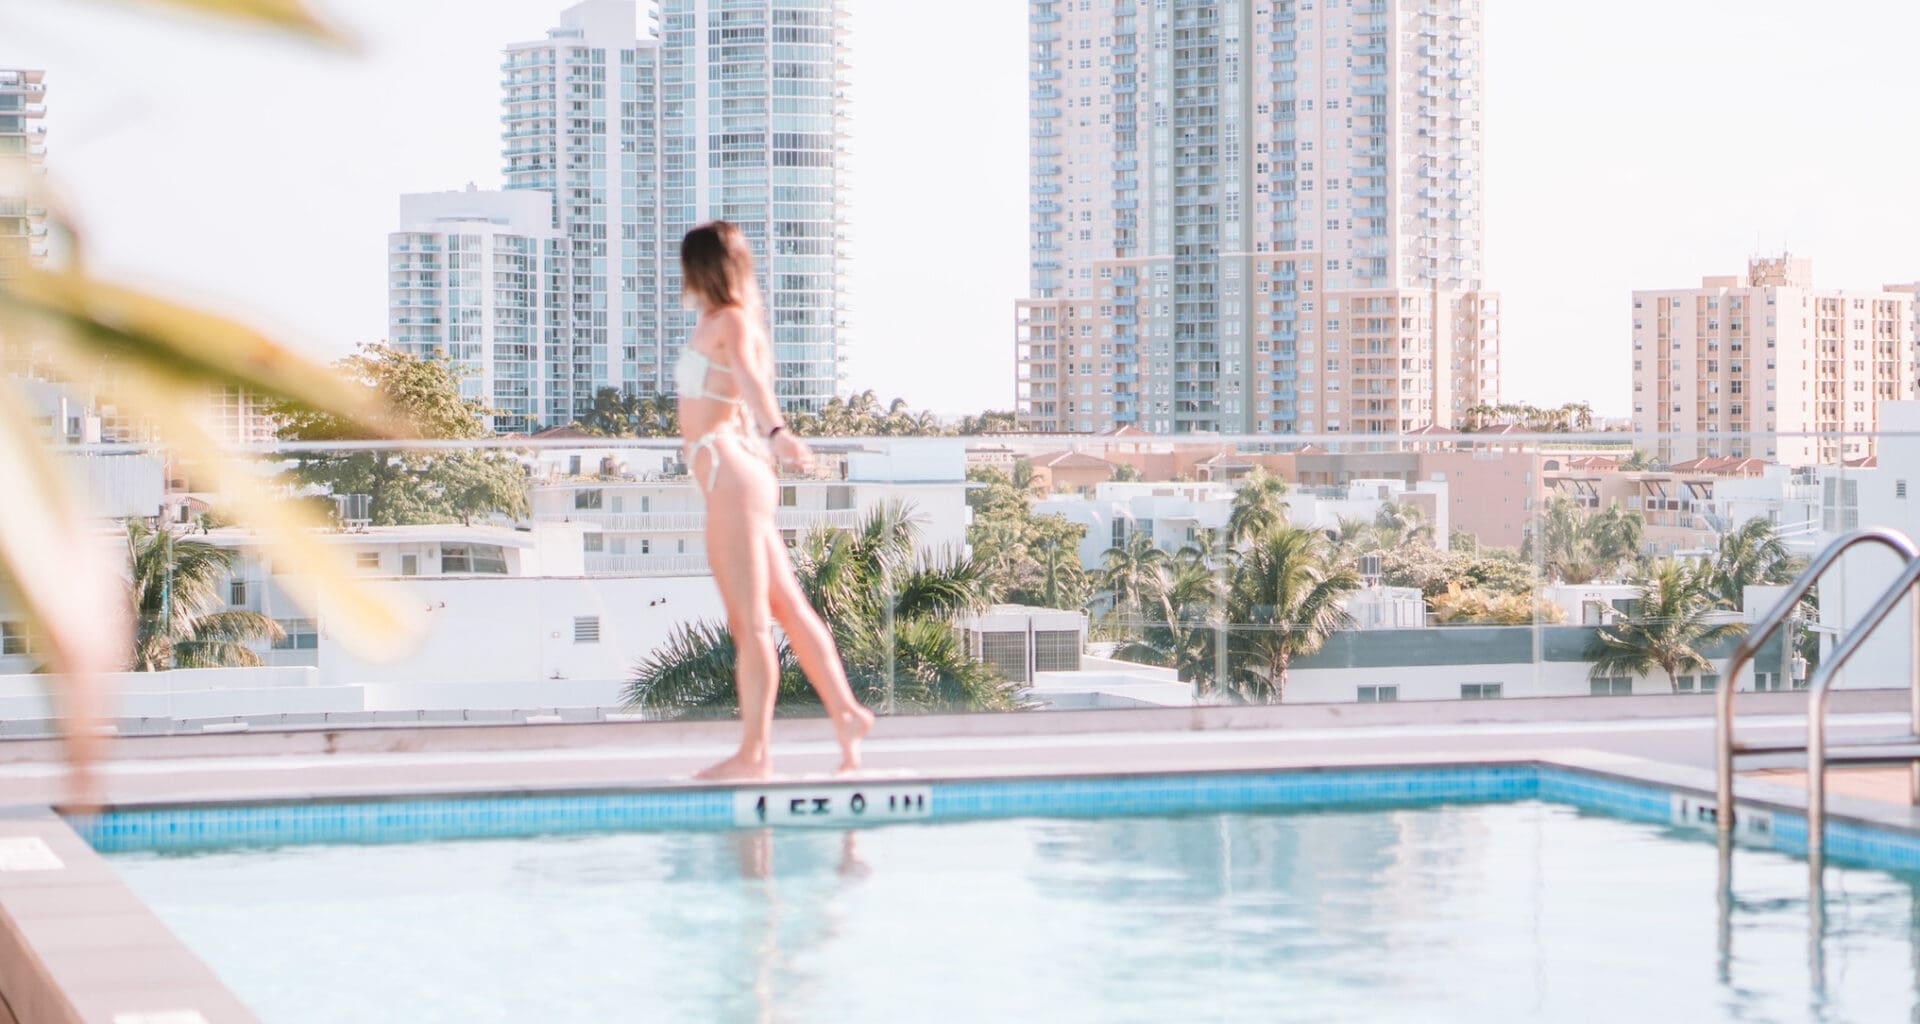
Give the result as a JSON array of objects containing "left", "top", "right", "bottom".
[{"left": 7, "top": 0, "right": 1919, "bottom": 418}]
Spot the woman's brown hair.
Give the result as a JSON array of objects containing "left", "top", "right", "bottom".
[{"left": 680, "top": 220, "right": 756, "bottom": 312}]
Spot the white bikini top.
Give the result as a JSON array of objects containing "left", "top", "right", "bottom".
[{"left": 673, "top": 344, "right": 744, "bottom": 406}]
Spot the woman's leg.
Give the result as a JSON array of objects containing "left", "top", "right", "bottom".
[
  {"left": 693, "top": 443, "right": 780, "bottom": 781},
  {"left": 764, "top": 532, "right": 874, "bottom": 771}
]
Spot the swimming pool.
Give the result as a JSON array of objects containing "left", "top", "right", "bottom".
[{"left": 75, "top": 766, "right": 1920, "bottom": 1022}]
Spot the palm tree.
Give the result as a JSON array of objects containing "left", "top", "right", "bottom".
[
  {"left": 1530, "top": 495, "right": 1643, "bottom": 584},
  {"left": 1098, "top": 529, "right": 1167, "bottom": 625},
  {"left": 1032, "top": 534, "right": 1086, "bottom": 610},
  {"left": 1329, "top": 515, "right": 1378, "bottom": 558},
  {"left": 1226, "top": 527, "right": 1358, "bottom": 703},
  {"left": 1115, "top": 558, "right": 1222, "bottom": 690},
  {"left": 625, "top": 501, "right": 1026, "bottom": 716},
  {"left": 1227, "top": 467, "right": 1291, "bottom": 546},
  {"left": 1586, "top": 560, "right": 1746, "bottom": 692},
  {"left": 126, "top": 521, "right": 283, "bottom": 671},
  {"left": 1372, "top": 501, "right": 1432, "bottom": 549},
  {"left": 1707, "top": 517, "right": 1797, "bottom": 609}
]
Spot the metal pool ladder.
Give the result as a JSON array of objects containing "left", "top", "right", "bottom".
[{"left": 1715, "top": 526, "right": 1920, "bottom": 863}]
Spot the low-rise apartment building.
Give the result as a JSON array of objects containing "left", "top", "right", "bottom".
[{"left": 528, "top": 441, "right": 972, "bottom": 575}]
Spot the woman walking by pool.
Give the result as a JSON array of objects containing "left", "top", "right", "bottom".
[{"left": 675, "top": 221, "right": 874, "bottom": 781}]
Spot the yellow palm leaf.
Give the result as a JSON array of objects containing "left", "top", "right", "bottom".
[
  {"left": 0, "top": 379, "right": 127, "bottom": 808},
  {"left": 0, "top": 267, "right": 403, "bottom": 439},
  {"left": 119, "top": 0, "right": 347, "bottom": 43},
  {"left": 112, "top": 374, "right": 423, "bottom": 662}
]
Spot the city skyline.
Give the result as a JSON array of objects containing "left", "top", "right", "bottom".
[
  {"left": 389, "top": 0, "right": 852, "bottom": 431},
  {"left": 6, "top": 0, "right": 1920, "bottom": 420}
]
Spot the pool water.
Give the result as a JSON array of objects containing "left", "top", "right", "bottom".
[{"left": 108, "top": 800, "right": 1920, "bottom": 1023}]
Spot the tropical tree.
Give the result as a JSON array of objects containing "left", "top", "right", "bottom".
[
  {"left": 1227, "top": 467, "right": 1290, "bottom": 546},
  {"left": 275, "top": 348, "right": 530, "bottom": 526},
  {"left": 625, "top": 501, "right": 1026, "bottom": 716},
  {"left": 1115, "top": 558, "right": 1223, "bottom": 689},
  {"left": 1372, "top": 501, "right": 1433, "bottom": 549},
  {"left": 1329, "top": 516, "right": 1377, "bottom": 557},
  {"left": 965, "top": 466, "right": 1090, "bottom": 609},
  {"left": 1529, "top": 494, "right": 1643, "bottom": 583},
  {"left": 1586, "top": 560, "right": 1746, "bottom": 692},
  {"left": 126, "top": 521, "right": 283, "bottom": 671},
  {"left": 1098, "top": 530, "right": 1167, "bottom": 624},
  {"left": 1706, "top": 517, "right": 1798, "bottom": 608},
  {"left": 1224, "top": 527, "right": 1358, "bottom": 703},
  {"left": 1429, "top": 587, "right": 1567, "bottom": 626}
]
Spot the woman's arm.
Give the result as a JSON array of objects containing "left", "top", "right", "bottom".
[{"left": 719, "top": 307, "right": 814, "bottom": 469}]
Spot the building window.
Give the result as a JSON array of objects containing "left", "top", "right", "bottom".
[
  {"left": 1460, "top": 683, "right": 1503, "bottom": 700},
  {"left": 1358, "top": 685, "right": 1398, "bottom": 702},
  {"left": 229, "top": 580, "right": 248, "bottom": 606},
  {"left": 1589, "top": 677, "right": 1632, "bottom": 697},
  {"left": 0, "top": 622, "right": 31, "bottom": 656},
  {"left": 355, "top": 552, "right": 380, "bottom": 571},
  {"left": 584, "top": 533, "right": 605, "bottom": 553},
  {"left": 575, "top": 489, "right": 604, "bottom": 510},
  {"left": 441, "top": 544, "right": 509, "bottom": 575},
  {"left": 574, "top": 616, "right": 601, "bottom": 644},
  {"left": 1674, "top": 673, "right": 1720, "bottom": 693},
  {"left": 401, "top": 554, "right": 419, "bottom": 576},
  {"left": 272, "top": 618, "right": 319, "bottom": 650},
  {"left": 779, "top": 486, "right": 798, "bottom": 508}
]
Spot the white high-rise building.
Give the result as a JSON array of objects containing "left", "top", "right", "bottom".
[
  {"left": 1014, "top": 0, "right": 1499, "bottom": 436},
  {"left": 388, "top": 188, "right": 563, "bottom": 433},
  {"left": 495, "top": 0, "right": 851, "bottom": 428}
]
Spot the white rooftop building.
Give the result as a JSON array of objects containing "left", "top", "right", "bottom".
[
  {"left": 528, "top": 440, "right": 972, "bottom": 575},
  {"left": 1038, "top": 476, "right": 1448, "bottom": 572}
]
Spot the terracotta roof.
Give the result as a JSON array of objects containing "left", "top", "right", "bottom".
[
  {"left": 531, "top": 425, "right": 599, "bottom": 440},
  {"left": 1198, "top": 451, "right": 1253, "bottom": 466},
  {"left": 1666, "top": 456, "right": 1771, "bottom": 476},
  {"left": 1030, "top": 450, "right": 1116, "bottom": 471},
  {"left": 1844, "top": 455, "right": 1879, "bottom": 468},
  {"left": 1099, "top": 424, "right": 1155, "bottom": 437},
  {"left": 1405, "top": 424, "right": 1457, "bottom": 436}
]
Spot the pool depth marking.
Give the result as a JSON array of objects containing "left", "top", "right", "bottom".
[{"left": 733, "top": 784, "right": 932, "bottom": 827}]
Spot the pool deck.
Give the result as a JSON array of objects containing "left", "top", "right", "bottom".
[{"left": 1, "top": 690, "right": 1917, "bottom": 1023}]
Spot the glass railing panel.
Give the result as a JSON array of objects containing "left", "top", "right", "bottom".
[{"left": 6, "top": 428, "right": 1920, "bottom": 738}]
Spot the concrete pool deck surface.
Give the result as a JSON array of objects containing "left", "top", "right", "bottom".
[{"left": 2, "top": 690, "right": 1919, "bottom": 1023}]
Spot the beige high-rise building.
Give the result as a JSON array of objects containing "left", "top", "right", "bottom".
[
  {"left": 1631, "top": 257, "right": 1915, "bottom": 466},
  {"left": 0, "top": 68, "right": 47, "bottom": 279},
  {"left": 1015, "top": 0, "right": 1499, "bottom": 436}
]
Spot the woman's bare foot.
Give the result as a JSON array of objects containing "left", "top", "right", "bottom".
[
  {"left": 834, "top": 706, "right": 876, "bottom": 772},
  {"left": 694, "top": 751, "right": 771, "bottom": 782}
]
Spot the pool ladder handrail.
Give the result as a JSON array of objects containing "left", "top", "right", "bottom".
[
  {"left": 1797, "top": 549, "right": 1920, "bottom": 862},
  {"left": 1715, "top": 527, "right": 1920, "bottom": 845}
]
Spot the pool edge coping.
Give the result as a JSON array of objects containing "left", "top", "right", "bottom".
[{"left": 10, "top": 747, "right": 1920, "bottom": 1024}]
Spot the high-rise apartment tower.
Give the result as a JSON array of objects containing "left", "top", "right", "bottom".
[
  {"left": 490, "top": 0, "right": 850, "bottom": 428},
  {"left": 0, "top": 69, "right": 48, "bottom": 279},
  {"left": 1631, "top": 257, "right": 1916, "bottom": 467},
  {"left": 1014, "top": 0, "right": 1499, "bottom": 436}
]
